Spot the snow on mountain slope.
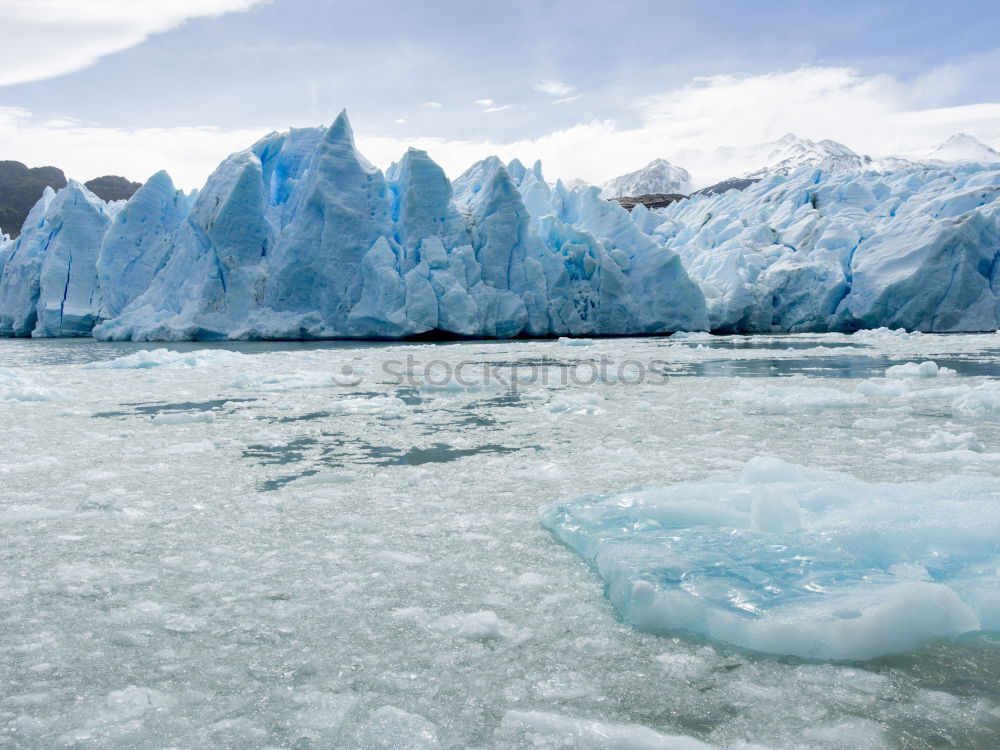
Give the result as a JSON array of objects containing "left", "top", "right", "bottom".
[
  {"left": 742, "top": 133, "right": 873, "bottom": 179},
  {"left": 927, "top": 133, "right": 1000, "bottom": 164},
  {"left": 600, "top": 158, "right": 693, "bottom": 198}
]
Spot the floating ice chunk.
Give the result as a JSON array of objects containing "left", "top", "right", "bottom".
[
  {"left": 230, "top": 369, "right": 334, "bottom": 390},
  {"left": 430, "top": 610, "right": 508, "bottom": 640},
  {"left": 669, "top": 331, "right": 715, "bottom": 341},
  {"left": 0, "top": 505, "right": 67, "bottom": 523},
  {"left": 0, "top": 367, "right": 66, "bottom": 402},
  {"left": 55, "top": 562, "right": 101, "bottom": 583},
  {"left": 888, "top": 448, "right": 1000, "bottom": 467},
  {"left": 801, "top": 718, "right": 886, "bottom": 748},
  {"left": 290, "top": 471, "right": 357, "bottom": 487},
  {"left": 501, "top": 710, "right": 717, "bottom": 750},
  {"left": 723, "top": 381, "right": 866, "bottom": 411},
  {"left": 548, "top": 392, "right": 604, "bottom": 414},
  {"left": 355, "top": 706, "right": 440, "bottom": 750},
  {"left": 157, "top": 440, "right": 217, "bottom": 455},
  {"left": 852, "top": 416, "right": 903, "bottom": 431},
  {"left": 328, "top": 396, "right": 406, "bottom": 415},
  {"left": 855, "top": 379, "right": 910, "bottom": 398},
  {"left": 91, "top": 348, "right": 246, "bottom": 369},
  {"left": 917, "top": 431, "right": 984, "bottom": 452},
  {"left": 540, "top": 458, "right": 996, "bottom": 660},
  {"left": 151, "top": 411, "right": 215, "bottom": 425},
  {"left": 103, "top": 686, "right": 175, "bottom": 720},
  {"left": 162, "top": 613, "right": 205, "bottom": 633},
  {"left": 885, "top": 361, "right": 956, "bottom": 379},
  {"left": 851, "top": 327, "right": 921, "bottom": 341},
  {"left": 558, "top": 336, "right": 595, "bottom": 346},
  {"left": 952, "top": 382, "right": 1000, "bottom": 418},
  {"left": 0, "top": 385, "right": 65, "bottom": 403},
  {"left": 290, "top": 690, "right": 359, "bottom": 743}
]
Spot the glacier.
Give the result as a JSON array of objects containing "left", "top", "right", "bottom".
[
  {"left": 648, "top": 163, "right": 1000, "bottom": 333},
  {"left": 88, "top": 112, "right": 706, "bottom": 340},
  {"left": 0, "top": 182, "right": 116, "bottom": 337},
  {"left": 0, "top": 112, "right": 999, "bottom": 340}
]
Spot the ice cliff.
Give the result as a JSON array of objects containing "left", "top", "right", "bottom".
[
  {"left": 645, "top": 163, "right": 1000, "bottom": 332},
  {"left": 84, "top": 112, "right": 705, "bottom": 340},
  {"left": 1, "top": 111, "right": 999, "bottom": 340}
]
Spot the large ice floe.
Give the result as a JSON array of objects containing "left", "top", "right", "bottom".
[
  {"left": 542, "top": 457, "right": 1000, "bottom": 660},
  {"left": 1, "top": 111, "right": 999, "bottom": 340}
]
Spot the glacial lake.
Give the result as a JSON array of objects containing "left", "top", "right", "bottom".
[{"left": 1, "top": 331, "right": 998, "bottom": 749}]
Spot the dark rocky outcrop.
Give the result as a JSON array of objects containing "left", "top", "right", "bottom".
[
  {"left": 0, "top": 163, "right": 143, "bottom": 238},
  {"left": 609, "top": 193, "right": 688, "bottom": 212},
  {"left": 0, "top": 161, "right": 67, "bottom": 238},
  {"left": 84, "top": 175, "right": 143, "bottom": 203},
  {"left": 693, "top": 177, "right": 761, "bottom": 197}
]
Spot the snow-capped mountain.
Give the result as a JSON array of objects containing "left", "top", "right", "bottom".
[
  {"left": 742, "top": 133, "right": 872, "bottom": 179},
  {"left": 927, "top": 133, "right": 1000, "bottom": 164},
  {"left": 600, "top": 158, "right": 692, "bottom": 198}
]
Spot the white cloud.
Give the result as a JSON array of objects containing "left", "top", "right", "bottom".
[
  {"left": 0, "top": 0, "right": 269, "bottom": 86},
  {"left": 473, "top": 98, "right": 511, "bottom": 113},
  {"left": 422, "top": 101, "right": 443, "bottom": 109},
  {"left": 0, "top": 107, "right": 269, "bottom": 190},
  {"left": 5, "top": 67, "right": 1000, "bottom": 195},
  {"left": 534, "top": 79, "right": 574, "bottom": 98}
]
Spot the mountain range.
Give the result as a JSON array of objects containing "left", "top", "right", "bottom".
[
  {"left": 4, "top": 133, "right": 999, "bottom": 240},
  {"left": 594, "top": 132, "right": 1000, "bottom": 199}
]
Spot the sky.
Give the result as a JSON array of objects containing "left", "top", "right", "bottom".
[{"left": 2, "top": 0, "right": 1000, "bottom": 189}]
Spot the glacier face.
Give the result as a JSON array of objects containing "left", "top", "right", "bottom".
[
  {"left": 0, "top": 182, "right": 115, "bottom": 337},
  {"left": 91, "top": 112, "right": 707, "bottom": 341},
  {"left": 1, "top": 113, "right": 1000, "bottom": 340},
  {"left": 647, "top": 163, "right": 1000, "bottom": 333}
]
